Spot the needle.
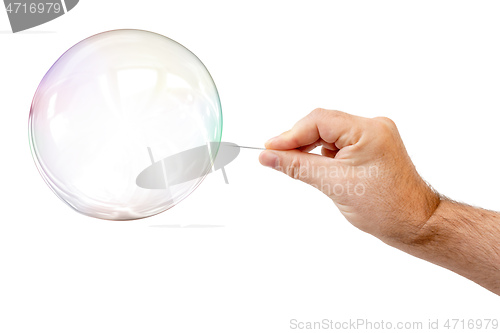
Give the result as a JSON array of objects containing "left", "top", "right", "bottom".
[{"left": 227, "top": 144, "right": 265, "bottom": 150}]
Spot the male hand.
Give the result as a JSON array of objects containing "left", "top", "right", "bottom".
[{"left": 259, "top": 108, "right": 440, "bottom": 247}]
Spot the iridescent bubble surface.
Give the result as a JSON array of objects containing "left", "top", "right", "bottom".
[{"left": 29, "top": 30, "right": 222, "bottom": 220}]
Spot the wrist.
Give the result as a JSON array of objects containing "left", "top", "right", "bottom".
[
  {"left": 380, "top": 185, "right": 442, "bottom": 248},
  {"left": 405, "top": 194, "right": 444, "bottom": 247}
]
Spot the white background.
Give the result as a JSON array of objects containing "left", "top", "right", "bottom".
[{"left": 1, "top": 1, "right": 500, "bottom": 332}]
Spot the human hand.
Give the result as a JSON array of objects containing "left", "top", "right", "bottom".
[{"left": 259, "top": 109, "right": 440, "bottom": 246}]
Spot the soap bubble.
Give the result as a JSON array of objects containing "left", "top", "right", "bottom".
[{"left": 29, "top": 30, "right": 223, "bottom": 220}]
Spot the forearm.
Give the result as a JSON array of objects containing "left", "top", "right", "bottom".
[{"left": 398, "top": 199, "right": 500, "bottom": 295}]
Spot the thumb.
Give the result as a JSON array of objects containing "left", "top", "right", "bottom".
[{"left": 259, "top": 149, "right": 335, "bottom": 189}]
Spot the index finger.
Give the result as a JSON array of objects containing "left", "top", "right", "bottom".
[{"left": 265, "top": 109, "right": 365, "bottom": 150}]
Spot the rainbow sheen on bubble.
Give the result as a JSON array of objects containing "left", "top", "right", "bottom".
[{"left": 29, "top": 30, "right": 222, "bottom": 220}]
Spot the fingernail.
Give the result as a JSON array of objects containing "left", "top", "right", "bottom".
[{"left": 259, "top": 151, "right": 278, "bottom": 168}]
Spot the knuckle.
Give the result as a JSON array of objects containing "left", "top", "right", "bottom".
[
  {"left": 310, "top": 108, "right": 331, "bottom": 119},
  {"left": 371, "top": 117, "right": 398, "bottom": 147},
  {"left": 374, "top": 116, "right": 397, "bottom": 131},
  {"left": 285, "top": 156, "right": 304, "bottom": 180},
  {"left": 311, "top": 108, "right": 345, "bottom": 121},
  {"left": 311, "top": 108, "right": 325, "bottom": 116},
  {"left": 309, "top": 108, "right": 343, "bottom": 120}
]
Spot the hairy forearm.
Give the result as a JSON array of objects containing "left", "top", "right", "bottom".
[{"left": 399, "top": 199, "right": 500, "bottom": 295}]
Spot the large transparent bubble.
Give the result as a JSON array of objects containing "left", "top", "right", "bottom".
[{"left": 29, "top": 30, "right": 223, "bottom": 220}]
